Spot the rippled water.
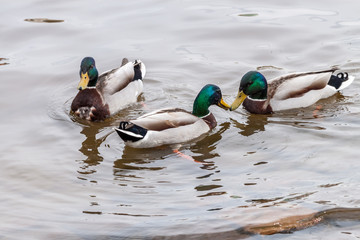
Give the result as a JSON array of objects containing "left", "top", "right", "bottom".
[{"left": 2, "top": 0, "right": 360, "bottom": 239}]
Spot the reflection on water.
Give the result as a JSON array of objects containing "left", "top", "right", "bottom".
[
  {"left": 71, "top": 103, "right": 147, "bottom": 177},
  {"left": 245, "top": 192, "right": 317, "bottom": 208},
  {"left": 76, "top": 125, "right": 104, "bottom": 175},
  {"left": 152, "top": 207, "right": 360, "bottom": 239},
  {"left": 231, "top": 114, "right": 269, "bottom": 137},
  {"left": 120, "top": 145, "right": 175, "bottom": 162},
  {"left": 230, "top": 93, "right": 350, "bottom": 136},
  {"left": 0, "top": 57, "right": 9, "bottom": 66},
  {"left": 71, "top": 116, "right": 113, "bottom": 176},
  {"left": 24, "top": 18, "right": 64, "bottom": 23},
  {"left": 238, "top": 13, "right": 259, "bottom": 17},
  {"left": 113, "top": 147, "right": 167, "bottom": 180},
  {"left": 189, "top": 122, "right": 231, "bottom": 198},
  {"left": 115, "top": 121, "right": 230, "bottom": 171},
  {"left": 3, "top": 0, "right": 360, "bottom": 239},
  {"left": 190, "top": 122, "right": 230, "bottom": 164},
  {"left": 233, "top": 7, "right": 336, "bottom": 23}
]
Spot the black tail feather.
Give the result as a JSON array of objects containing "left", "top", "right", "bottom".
[
  {"left": 133, "top": 60, "right": 143, "bottom": 81},
  {"left": 328, "top": 72, "right": 349, "bottom": 89},
  {"left": 115, "top": 121, "right": 147, "bottom": 142}
]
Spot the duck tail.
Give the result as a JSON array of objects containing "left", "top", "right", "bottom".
[
  {"left": 121, "top": 58, "right": 129, "bottom": 67},
  {"left": 328, "top": 72, "right": 354, "bottom": 90},
  {"left": 114, "top": 121, "right": 147, "bottom": 142},
  {"left": 133, "top": 60, "right": 146, "bottom": 81}
]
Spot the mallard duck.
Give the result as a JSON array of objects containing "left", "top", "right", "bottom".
[
  {"left": 230, "top": 69, "right": 354, "bottom": 114},
  {"left": 114, "top": 84, "right": 230, "bottom": 148},
  {"left": 71, "top": 57, "right": 146, "bottom": 121}
]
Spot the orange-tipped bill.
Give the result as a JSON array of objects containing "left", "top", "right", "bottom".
[
  {"left": 78, "top": 72, "right": 89, "bottom": 90},
  {"left": 230, "top": 91, "right": 247, "bottom": 111},
  {"left": 217, "top": 98, "right": 231, "bottom": 110}
]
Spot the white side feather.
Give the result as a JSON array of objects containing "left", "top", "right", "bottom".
[
  {"left": 120, "top": 108, "right": 211, "bottom": 148},
  {"left": 125, "top": 119, "right": 210, "bottom": 148},
  {"left": 106, "top": 80, "right": 143, "bottom": 114},
  {"left": 269, "top": 73, "right": 354, "bottom": 111}
]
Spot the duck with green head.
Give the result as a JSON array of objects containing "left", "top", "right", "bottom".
[
  {"left": 230, "top": 69, "right": 354, "bottom": 114},
  {"left": 71, "top": 56, "right": 146, "bottom": 121},
  {"left": 114, "top": 84, "right": 230, "bottom": 148}
]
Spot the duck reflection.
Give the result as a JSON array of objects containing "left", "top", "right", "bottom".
[
  {"left": 77, "top": 126, "right": 103, "bottom": 174},
  {"left": 231, "top": 113, "right": 269, "bottom": 137},
  {"left": 113, "top": 146, "right": 169, "bottom": 180},
  {"left": 190, "top": 121, "right": 231, "bottom": 169},
  {"left": 187, "top": 122, "right": 230, "bottom": 198},
  {"left": 71, "top": 103, "right": 144, "bottom": 176},
  {"left": 113, "top": 122, "right": 231, "bottom": 179},
  {"left": 72, "top": 117, "right": 112, "bottom": 175}
]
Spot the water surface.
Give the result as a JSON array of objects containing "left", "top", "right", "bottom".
[{"left": 1, "top": 0, "right": 360, "bottom": 239}]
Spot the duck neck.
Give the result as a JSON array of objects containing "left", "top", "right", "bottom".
[
  {"left": 250, "top": 89, "right": 267, "bottom": 100},
  {"left": 252, "top": 76, "right": 268, "bottom": 100},
  {"left": 192, "top": 97, "right": 210, "bottom": 118},
  {"left": 88, "top": 77, "right": 98, "bottom": 88}
]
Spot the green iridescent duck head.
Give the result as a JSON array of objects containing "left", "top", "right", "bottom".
[
  {"left": 192, "top": 84, "right": 230, "bottom": 117},
  {"left": 230, "top": 71, "right": 268, "bottom": 111},
  {"left": 77, "top": 57, "right": 99, "bottom": 90}
]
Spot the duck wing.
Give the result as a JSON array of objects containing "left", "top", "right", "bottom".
[
  {"left": 96, "top": 59, "right": 145, "bottom": 95},
  {"left": 132, "top": 108, "right": 200, "bottom": 131},
  {"left": 267, "top": 69, "right": 339, "bottom": 111},
  {"left": 115, "top": 108, "right": 212, "bottom": 148},
  {"left": 268, "top": 69, "right": 335, "bottom": 101}
]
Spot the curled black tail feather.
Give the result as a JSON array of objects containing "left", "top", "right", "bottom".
[
  {"left": 328, "top": 72, "right": 349, "bottom": 89},
  {"left": 115, "top": 121, "right": 147, "bottom": 142},
  {"left": 118, "top": 121, "right": 129, "bottom": 130}
]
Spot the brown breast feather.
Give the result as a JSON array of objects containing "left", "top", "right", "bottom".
[
  {"left": 243, "top": 98, "right": 273, "bottom": 114},
  {"left": 202, "top": 113, "right": 217, "bottom": 129},
  {"left": 71, "top": 89, "right": 110, "bottom": 120}
]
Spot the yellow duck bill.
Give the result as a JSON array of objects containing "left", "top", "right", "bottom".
[
  {"left": 217, "top": 98, "right": 231, "bottom": 110},
  {"left": 230, "top": 91, "right": 248, "bottom": 111},
  {"left": 78, "top": 72, "right": 90, "bottom": 90}
]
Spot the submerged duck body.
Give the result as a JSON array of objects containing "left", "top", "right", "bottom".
[
  {"left": 114, "top": 84, "right": 230, "bottom": 148},
  {"left": 230, "top": 69, "right": 354, "bottom": 114},
  {"left": 71, "top": 57, "right": 146, "bottom": 121}
]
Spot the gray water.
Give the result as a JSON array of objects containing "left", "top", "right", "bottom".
[{"left": 1, "top": 0, "right": 360, "bottom": 239}]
